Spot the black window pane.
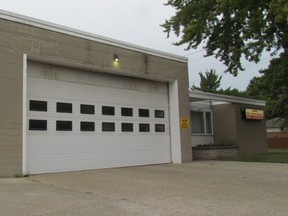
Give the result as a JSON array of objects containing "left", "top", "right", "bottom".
[
  {"left": 139, "top": 109, "right": 149, "bottom": 117},
  {"left": 121, "top": 107, "right": 133, "bottom": 116},
  {"left": 57, "top": 102, "right": 72, "bottom": 113},
  {"left": 81, "top": 104, "right": 95, "bottom": 114},
  {"left": 102, "top": 106, "right": 115, "bottom": 116},
  {"left": 139, "top": 123, "right": 150, "bottom": 132},
  {"left": 30, "top": 100, "right": 47, "bottom": 112},
  {"left": 102, "top": 122, "right": 115, "bottom": 132},
  {"left": 155, "top": 124, "right": 165, "bottom": 132},
  {"left": 122, "top": 123, "right": 133, "bottom": 132},
  {"left": 56, "top": 121, "right": 72, "bottom": 131},
  {"left": 81, "top": 122, "right": 95, "bottom": 131},
  {"left": 29, "top": 120, "right": 47, "bottom": 131},
  {"left": 155, "top": 110, "right": 165, "bottom": 118}
]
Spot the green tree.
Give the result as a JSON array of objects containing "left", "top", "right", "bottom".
[
  {"left": 246, "top": 52, "right": 288, "bottom": 125},
  {"left": 191, "top": 69, "right": 248, "bottom": 97},
  {"left": 217, "top": 87, "right": 248, "bottom": 98},
  {"left": 191, "top": 69, "right": 222, "bottom": 93},
  {"left": 162, "top": 0, "right": 288, "bottom": 75}
]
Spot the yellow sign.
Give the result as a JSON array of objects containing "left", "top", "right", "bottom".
[
  {"left": 245, "top": 109, "right": 264, "bottom": 120},
  {"left": 180, "top": 118, "right": 189, "bottom": 128}
]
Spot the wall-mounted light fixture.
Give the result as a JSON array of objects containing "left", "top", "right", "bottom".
[{"left": 114, "top": 53, "right": 119, "bottom": 62}]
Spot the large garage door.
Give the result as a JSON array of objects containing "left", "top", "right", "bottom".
[{"left": 26, "top": 62, "right": 171, "bottom": 174}]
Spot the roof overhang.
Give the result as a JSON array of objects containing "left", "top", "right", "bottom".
[{"left": 189, "top": 90, "right": 265, "bottom": 107}]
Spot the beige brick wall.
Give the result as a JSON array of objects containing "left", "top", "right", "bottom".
[
  {"left": 0, "top": 52, "right": 23, "bottom": 177},
  {"left": 213, "top": 104, "right": 238, "bottom": 145},
  {"left": 0, "top": 18, "right": 191, "bottom": 176},
  {"left": 213, "top": 103, "right": 267, "bottom": 155}
]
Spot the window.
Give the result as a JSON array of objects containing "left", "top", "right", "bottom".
[
  {"left": 102, "top": 122, "right": 115, "bottom": 132},
  {"left": 81, "top": 104, "right": 95, "bottom": 114},
  {"left": 57, "top": 102, "right": 72, "bottom": 113},
  {"left": 155, "top": 124, "right": 165, "bottom": 132},
  {"left": 191, "top": 111, "right": 204, "bottom": 134},
  {"left": 122, "top": 123, "right": 133, "bottom": 132},
  {"left": 139, "top": 123, "right": 150, "bottom": 132},
  {"left": 205, "top": 112, "right": 213, "bottom": 134},
  {"left": 29, "top": 120, "right": 47, "bottom": 131},
  {"left": 190, "top": 111, "right": 213, "bottom": 134},
  {"left": 102, "top": 106, "right": 115, "bottom": 116},
  {"left": 121, "top": 107, "right": 133, "bottom": 117},
  {"left": 155, "top": 110, "right": 164, "bottom": 118},
  {"left": 29, "top": 100, "right": 47, "bottom": 112},
  {"left": 81, "top": 122, "right": 95, "bottom": 132},
  {"left": 56, "top": 121, "right": 72, "bottom": 131},
  {"left": 139, "top": 109, "right": 149, "bottom": 117}
]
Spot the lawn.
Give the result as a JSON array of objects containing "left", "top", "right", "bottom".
[{"left": 218, "top": 149, "right": 288, "bottom": 163}]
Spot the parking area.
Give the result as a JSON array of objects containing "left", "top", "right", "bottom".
[{"left": 1, "top": 161, "right": 288, "bottom": 216}]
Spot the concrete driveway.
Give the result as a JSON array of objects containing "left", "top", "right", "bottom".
[{"left": 1, "top": 161, "right": 288, "bottom": 216}]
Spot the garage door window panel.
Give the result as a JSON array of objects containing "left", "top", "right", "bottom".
[
  {"left": 102, "top": 106, "right": 115, "bottom": 116},
  {"left": 122, "top": 123, "right": 133, "bottom": 132},
  {"left": 30, "top": 100, "right": 47, "bottom": 112},
  {"left": 139, "top": 109, "right": 149, "bottom": 117},
  {"left": 102, "top": 122, "right": 115, "bottom": 132},
  {"left": 155, "top": 110, "right": 165, "bottom": 118},
  {"left": 81, "top": 104, "right": 95, "bottom": 114},
  {"left": 155, "top": 124, "right": 165, "bottom": 132},
  {"left": 81, "top": 122, "right": 95, "bottom": 132},
  {"left": 121, "top": 107, "right": 133, "bottom": 117},
  {"left": 57, "top": 102, "right": 72, "bottom": 113},
  {"left": 139, "top": 123, "right": 150, "bottom": 132},
  {"left": 56, "top": 121, "right": 72, "bottom": 131},
  {"left": 29, "top": 120, "right": 47, "bottom": 131}
]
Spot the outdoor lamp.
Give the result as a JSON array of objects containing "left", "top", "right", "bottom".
[{"left": 114, "top": 53, "right": 119, "bottom": 62}]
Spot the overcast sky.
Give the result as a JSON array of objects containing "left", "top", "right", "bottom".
[{"left": 0, "top": 0, "right": 272, "bottom": 90}]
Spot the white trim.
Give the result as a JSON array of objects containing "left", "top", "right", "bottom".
[
  {"left": 22, "top": 54, "right": 27, "bottom": 175},
  {"left": 0, "top": 9, "right": 188, "bottom": 63},
  {"left": 189, "top": 90, "right": 265, "bottom": 106},
  {"left": 169, "top": 81, "right": 182, "bottom": 163}
]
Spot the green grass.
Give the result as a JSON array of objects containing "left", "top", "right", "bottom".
[{"left": 218, "top": 149, "right": 288, "bottom": 163}]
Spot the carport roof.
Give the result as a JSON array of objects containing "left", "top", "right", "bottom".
[{"left": 189, "top": 90, "right": 265, "bottom": 107}]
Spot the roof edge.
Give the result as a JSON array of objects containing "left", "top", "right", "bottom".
[
  {"left": 0, "top": 9, "right": 188, "bottom": 63},
  {"left": 189, "top": 90, "right": 266, "bottom": 107}
]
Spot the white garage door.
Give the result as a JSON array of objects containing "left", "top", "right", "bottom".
[{"left": 26, "top": 62, "right": 171, "bottom": 174}]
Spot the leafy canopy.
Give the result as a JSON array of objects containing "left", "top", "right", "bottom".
[
  {"left": 246, "top": 52, "right": 288, "bottom": 122},
  {"left": 162, "top": 0, "right": 288, "bottom": 75}
]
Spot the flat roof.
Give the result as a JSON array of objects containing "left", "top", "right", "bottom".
[
  {"left": 189, "top": 90, "right": 265, "bottom": 107},
  {"left": 0, "top": 9, "right": 188, "bottom": 63}
]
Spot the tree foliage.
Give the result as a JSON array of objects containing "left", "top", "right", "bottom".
[
  {"left": 191, "top": 69, "right": 222, "bottom": 93},
  {"left": 246, "top": 52, "right": 288, "bottom": 121},
  {"left": 217, "top": 87, "right": 248, "bottom": 98},
  {"left": 191, "top": 69, "right": 248, "bottom": 97},
  {"left": 162, "top": 0, "right": 288, "bottom": 75}
]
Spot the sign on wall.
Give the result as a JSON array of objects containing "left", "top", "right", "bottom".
[
  {"left": 242, "top": 108, "right": 264, "bottom": 120},
  {"left": 180, "top": 118, "right": 189, "bottom": 128}
]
